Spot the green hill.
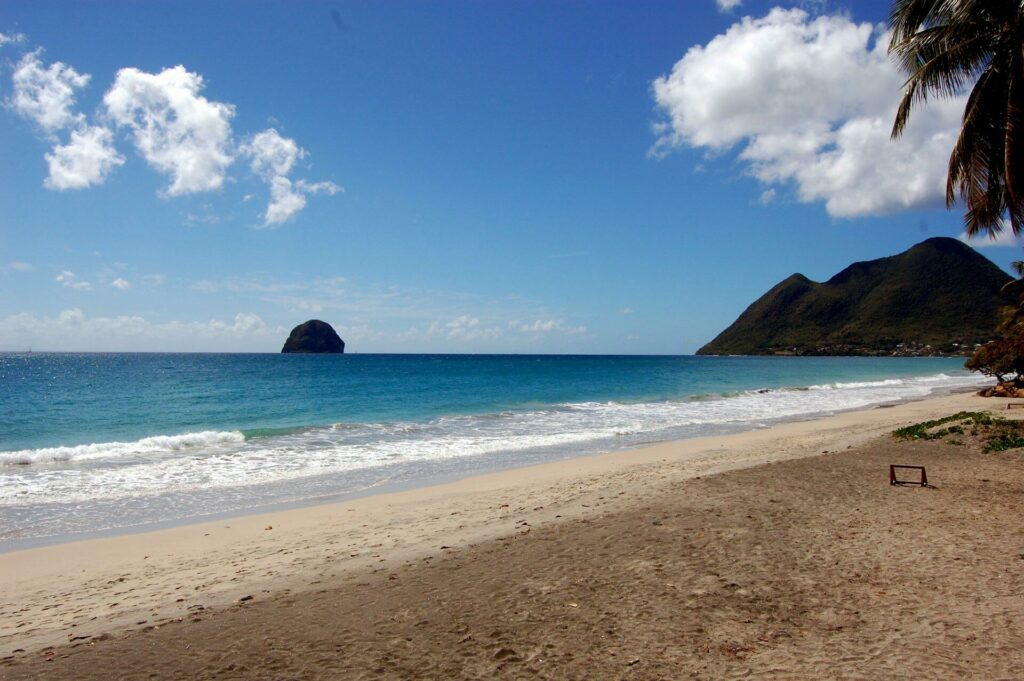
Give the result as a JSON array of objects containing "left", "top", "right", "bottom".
[{"left": 696, "top": 237, "right": 1013, "bottom": 356}]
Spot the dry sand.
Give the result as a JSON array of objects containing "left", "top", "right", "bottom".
[{"left": 2, "top": 391, "right": 1023, "bottom": 679}]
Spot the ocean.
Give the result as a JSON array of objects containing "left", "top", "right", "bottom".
[{"left": 0, "top": 353, "right": 984, "bottom": 548}]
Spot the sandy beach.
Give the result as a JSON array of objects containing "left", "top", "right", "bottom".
[{"left": 2, "top": 390, "right": 1023, "bottom": 679}]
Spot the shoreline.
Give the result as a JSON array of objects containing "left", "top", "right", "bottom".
[
  {"left": 0, "top": 389, "right": 1006, "bottom": 659},
  {"left": 1, "top": 378, "right": 983, "bottom": 553}
]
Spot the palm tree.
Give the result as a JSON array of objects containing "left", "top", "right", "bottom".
[{"left": 889, "top": 0, "right": 1024, "bottom": 238}]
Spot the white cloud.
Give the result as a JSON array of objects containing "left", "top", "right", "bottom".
[
  {"left": 650, "top": 8, "right": 964, "bottom": 218},
  {"left": 9, "top": 50, "right": 335, "bottom": 220},
  {"left": 104, "top": 65, "right": 235, "bottom": 196},
  {"left": 111, "top": 277, "right": 131, "bottom": 290},
  {"left": 0, "top": 309, "right": 274, "bottom": 351},
  {"left": 758, "top": 188, "right": 777, "bottom": 205},
  {"left": 509, "top": 319, "right": 587, "bottom": 335},
  {"left": 437, "top": 314, "right": 502, "bottom": 341},
  {"left": 2, "top": 261, "right": 34, "bottom": 272},
  {"left": 55, "top": 270, "right": 92, "bottom": 291},
  {"left": 716, "top": 0, "right": 742, "bottom": 11},
  {"left": 9, "top": 51, "right": 123, "bottom": 191},
  {"left": 10, "top": 50, "right": 89, "bottom": 132},
  {"left": 231, "top": 312, "right": 264, "bottom": 333},
  {"left": 265, "top": 177, "right": 307, "bottom": 225},
  {"left": 619, "top": 306, "right": 634, "bottom": 314},
  {"left": 241, "top": 128, "right": 342, "bottom": 226},
  {"left": 57, "top": 307, "right": 86, "bottom": 326},
  {"left": 0, "top": 32, "right": 27, "bottom": 47},
  {"left": 245, "top": 127, "right": 303, "bottom": 178},
  {"left": 959, "top": 225, "right": 1022, "bottom": 249},
  {"left": 44, "top": 125, "right": 124, "bottom": 190}
]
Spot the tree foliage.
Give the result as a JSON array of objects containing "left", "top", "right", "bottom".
[
  {"left": 966, "top": 280, "right": 1024, "bottom": 382},
  {"left": 889, "top": 0, "right": 1024, "bottom": 237}
]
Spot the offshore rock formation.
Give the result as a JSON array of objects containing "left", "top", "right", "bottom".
[
  {"left": 697, "top": 237, "right": 1012, "bottom": 357},
  {"left": 281, "top": 320, "right": 346, "bottom": 354}
]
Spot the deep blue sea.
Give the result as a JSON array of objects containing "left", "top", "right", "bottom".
[{"left": 0, "top": 353, "right": 983, "bottom": 547}]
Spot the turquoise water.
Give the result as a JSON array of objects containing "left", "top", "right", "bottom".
[{"left": 0, "top": 353, "right": 981, "bottom": 546}]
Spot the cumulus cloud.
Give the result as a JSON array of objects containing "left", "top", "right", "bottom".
[
  {"left": 9, "top": 50, "right": 124, "bottom": 190},
  {"left": 9, "top": 50, "right": 88, "bottom": 132},
  {"left": 241, "top": 128, "right": 341, "bottom": 226},
  {"left": 2, "top": 261, "right": 34, "bottom": 272},
  {"left": 715, "top": 0, "right": 742, "bottom": 11},
  {"left": 650, "top": 8, "right": 964, "bottom": 218},
  {"left": 7, "top": 46, "right": 338, "bottom": 220},
  {"left": 55, "top": 270, "right": 92, "bottom": 291},
  {"left": 111, "top": 277, "right": 131, "bottom": 290},
  {"left": 509, "top": 319, "right": 587, "bottom": 335},
  {"left": 245, "top": 127, "right": 302, "bottom": 179},
  {"left": 104, "top": 65, "right": 235, "bottom": 196},
  {"left": 44, "top": 125, "right": 124, "bottom": 189}
]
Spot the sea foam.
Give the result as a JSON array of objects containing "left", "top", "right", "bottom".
[
  {"left": 0, "top": 371, "right": 986, "bottom": 510},
  {"left": 0, "top": 430, "right": 244, "bottom": 466}
]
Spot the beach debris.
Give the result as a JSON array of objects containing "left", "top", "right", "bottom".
[
  {"left": 627, "top": 658, "right": 641, "bottom": 666},
  {"left": 238, "top": 595, "right": 253, "bottom": 602},
  {"left": 264, "top": 525, "right": 273, "bottom": 530}
]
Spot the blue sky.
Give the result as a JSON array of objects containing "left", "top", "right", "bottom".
[{"left": 0, "top": 0, "right": 1019, "bottom": 353}]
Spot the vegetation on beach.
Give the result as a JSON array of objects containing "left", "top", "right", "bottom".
[
  {"left": 893, "top": 410, "right": 1024, "bottom": 452},
  {"left": 965, "top": 269, "right": 1024, "bottom": 392}
]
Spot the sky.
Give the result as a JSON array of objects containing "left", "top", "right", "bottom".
[{"left": 0, "top": 0, "right": 1020, "bottom": 354}]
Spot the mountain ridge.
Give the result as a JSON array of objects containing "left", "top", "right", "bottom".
[{"left": 696, "top": 237, "right": 1012, "bottom": 357}]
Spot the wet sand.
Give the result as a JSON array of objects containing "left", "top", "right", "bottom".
[{"left": 2, "top": 391, "right": 1022, "bottom": 679}]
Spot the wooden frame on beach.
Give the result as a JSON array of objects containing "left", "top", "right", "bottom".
[{"left": 890, "top": 464, "right": 928, "bottom": 487}]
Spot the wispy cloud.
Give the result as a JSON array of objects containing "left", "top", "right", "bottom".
[
  {"left": 55, "top": 270, "right": 92, "bottom": 291},
  {"left": 509, "top": 319, "right": 587, "bottom": 335},
  {"left": 960, "top": 226, "right": 1022, "bottom": 249},
  {"left": 0, "top": 308, "right": 280, "bottom": 351},
  {"left": 184, "top": 274, "right": 588, "bottom": 349},
  {"left": 0, "top": 32, "right": 27, "bottom": 47}
]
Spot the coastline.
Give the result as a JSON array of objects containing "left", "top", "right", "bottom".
[
  {"left": 0, "top": 365, "right": 984, "bottom": 551},
  {"left": 0, "top": 389, "right": 1003, "bottom": 661}
]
